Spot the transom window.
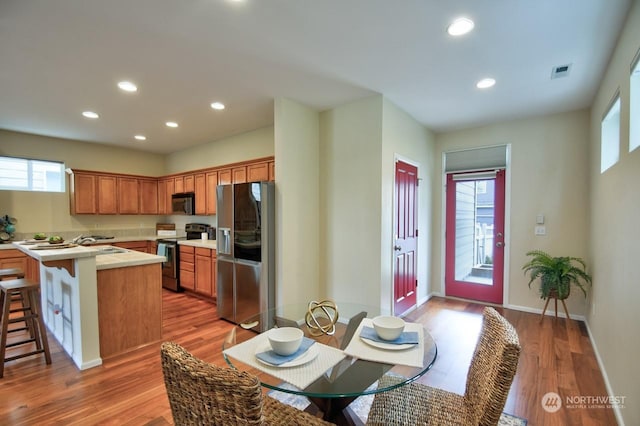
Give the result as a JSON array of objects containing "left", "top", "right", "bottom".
[
  {"left": 630, "top": 53, "right": 640, "bottom": 153},
  {"left": 0, "top": 156, "right": 65, "bottom": 192},
  {"left": 600, "top": 94, "right": 621, "bottom": 173}
]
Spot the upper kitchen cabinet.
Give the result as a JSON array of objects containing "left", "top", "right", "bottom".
[
  {"left": 117, "top": 176, "right": 139, "bottom": 214},
  {"left": 194, "top": 173, "right": 206, "bottom": 215},
  {"left": 232, "top": 166, "right": 247, "bottom": 184},
  {"left": 69, "top": 171, "right": 97, "bottom": 214},
  {"left": 269, "top": 161, "right": 275, "bottom": 181},
  {"left": 218, "top": 169, "right": 232, "bottom": 185},
  {"left": 174, "top": 175, "right": 185, "bottom": 193},
  {"left": 205, "top": 171, "right": 218, "bottom": 215},
  {"left": 139, "top": 178, "right": 158, "bottom": 214},
  {"left": 97, "top": 175, "right": 118, "bottom": 214},
  {"left": 247, "top": 162, "right": 269, "bottom": 182},
  {"left": 184, "top": 174, "right": 195, "bottom": 193}
]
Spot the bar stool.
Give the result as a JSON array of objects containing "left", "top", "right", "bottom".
[{"left": 0, "top": 278, "right": 52, "bottom": 378}]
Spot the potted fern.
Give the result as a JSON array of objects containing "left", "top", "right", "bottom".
[{"left": 522, "top": 250, "right": 592, "bottom": 320}]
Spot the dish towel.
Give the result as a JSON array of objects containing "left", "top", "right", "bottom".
[
  {"left": 157, "top": 242, "right": 167, "bottom": 257},
  {"left": 360, "top": 326, "right": 419, "bottom": 345},
  {"left": 255, "top": 337, "right": 316, "bottom": 365}
]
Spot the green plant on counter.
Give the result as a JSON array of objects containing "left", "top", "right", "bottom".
[{"left": 522, "top": 250, "right": 592, "bottom": 300}]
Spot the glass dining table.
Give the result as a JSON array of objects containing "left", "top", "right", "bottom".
[{"left": 222, "top": 302, "right": 437, "bottom": 425}]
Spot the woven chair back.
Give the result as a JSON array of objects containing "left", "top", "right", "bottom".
[
  {"left": 464, "top": 307, "right": 521, "bottom": 426},
  {"left": 160, "top": 341, "right": 265, "bottom": 425}
]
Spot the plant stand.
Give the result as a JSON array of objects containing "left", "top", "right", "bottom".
[{"left": 540, "top": 290, "right": 570, "bottom": 321}]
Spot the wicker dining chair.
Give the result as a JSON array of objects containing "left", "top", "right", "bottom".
[
  {"left": 366, "top": 307, "right": 521, "bottom": 426},
  {"left": 160, "top": 341, "right": 334, "bottom": 426}
]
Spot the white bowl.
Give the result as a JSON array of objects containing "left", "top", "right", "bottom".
[
  {"left": 372, "top": 316, "right": 405, "bottom": 341},
  {"left": 268, "top": 327, "right": 304, "bottom": 356}
]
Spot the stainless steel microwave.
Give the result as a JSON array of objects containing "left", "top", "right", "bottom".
[{"left": 171, "top": 192, "right": 195, "bottom": 215}]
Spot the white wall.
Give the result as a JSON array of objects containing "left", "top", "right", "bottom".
[
  {"left": 381, "top": 99, "right": 436, "bottom": 312},
  {"left": 434, "top": 109, "right": 591, "bottom": 316},
  {"left": 588, "top": 1, "right": 640, "bottom": 424},
  {"left": 274, "top": 98, "right": 321, "bottom": 305},
  {"left": 319, "top": 96, "right": 383, "bottom": 306}
]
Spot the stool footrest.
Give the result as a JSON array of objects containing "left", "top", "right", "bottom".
[
  {"left": 5, "top": 349, "right": 49, "bottom": 363},
  {"left": 6, "top": 337, "right": 36, "bottom": 348}
]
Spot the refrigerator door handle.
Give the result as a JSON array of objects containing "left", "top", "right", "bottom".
[{"left": 235, "top": 258, "right": 261, "bottom": 267}]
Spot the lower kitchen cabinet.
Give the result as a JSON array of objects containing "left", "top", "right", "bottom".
[
  {"left": 113, "top": 241, "right": 149, "bottom": 253},
  {"left": 179, "top": 245, "right": 195, "bottom": 291},
  {"left": 0, "top": 249, "right": 39, "bottom": 284},
  {"left": 195, "top": 247, "right": 217, "bottom": 299},
  {"left": 180, "top": 245, "right": 216, "bottom": 300}
]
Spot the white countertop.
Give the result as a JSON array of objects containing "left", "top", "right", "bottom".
[
  {"left": 12, "top": 242, "right": 165, "bottom": 269},
  {"left": 177, "top": 239, "right": 217, "bottom": 250}
]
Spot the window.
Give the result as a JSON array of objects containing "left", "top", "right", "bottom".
[
  {"left": 0, "top": 156, "right": 65, "bottom": 192},
  {"left": 601, "top": 94, "right": 621, "bottom": 173},
  {"left": 630, "top": 53, "right": 640, "bottom": 152}
]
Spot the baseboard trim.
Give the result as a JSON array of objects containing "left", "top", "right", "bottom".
[
  {"left": 505, "top": 303, "right": 586, "bottom": 321},
  {"left": 583, "top": 319, "right": 626, "bottom": 426}
]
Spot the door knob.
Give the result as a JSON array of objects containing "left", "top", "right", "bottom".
[
  {"left": 394, "top": 245, "right": 402, "bottom": 251},
  {"left": 496, "top": 242, "right": 504, "bottom": 247}
]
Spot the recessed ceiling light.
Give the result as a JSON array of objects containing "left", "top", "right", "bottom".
[
  {"left": 134, "top": 135, "right": 147, "bottom": 141},
  {"left": 447, "top": 17, "right": 475, "bottom": 36},
  {"left": 118, "top": 81, "right": 138, "bottom": 92},
  {"left": 210, "top": 102, "right": 225, "bottom": 110},
  {"left": 476, "top": 78, "right": 496, "bottom": 89},
  {"left": 165, "top": 121, "right": 179, "bottom": 128},
  {"left": 82, "top": 111, "right": 99, "bottom": 119}
]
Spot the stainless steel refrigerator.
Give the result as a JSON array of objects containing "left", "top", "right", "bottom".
[{"left": 217, "top": 181, "right": 275, "bottom": 331}]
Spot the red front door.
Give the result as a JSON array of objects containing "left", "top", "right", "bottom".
[
  {"left": 445, "top": 170, "right": 505, "bottom": 304},
  {"left": 393, "top": 160, "right": 418, "bottom": 315}
]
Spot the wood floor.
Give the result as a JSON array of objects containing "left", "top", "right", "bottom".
[{"left": 0, "top": 291, "right": 617, "bottom": 425}]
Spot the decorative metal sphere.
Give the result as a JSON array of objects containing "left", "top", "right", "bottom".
[{"left": 305, "top": 300, "right": 339, "bottom": 336}]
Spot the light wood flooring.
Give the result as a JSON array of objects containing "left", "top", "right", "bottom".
[{"left": 0, "top": 291, "right": 617, "bottom": 425}]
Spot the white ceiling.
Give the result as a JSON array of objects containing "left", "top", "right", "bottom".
[{"left": 0, "top": 0, "right": 632, "bottom": 154}]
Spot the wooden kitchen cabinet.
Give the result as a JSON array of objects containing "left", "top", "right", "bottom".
[
  {"left": 232, "top": 166, "right": 247, "bottom": 184},
  {"left": 139, "top": 178, "right": 158, "bottom": 214},
  {"left": 174, "top": 176, "right": 185, "bottom": 194},
  {"left": 184, "top": 174, "right": 195, "bottom": 193},
  {"left": 205, "top": 171, "right": 218, "bottom": 214},
  {"left": 218, "top": 169, "right": 232, "bottom": 185},
  {"left": 117, "top": 177, "right": 139, "bottom": 214},
  {"left": 113, "top": 241, "right": 149, "bottom": 253},
  {"left": 0, "top": 249, "right": 39, "bottom": 284},
  {"left": 247, "top": 162, "right": 269, "bottom": 182},
  {"left": 194, "top": 173, "right": 206, "bottom": 215},
  {"left": 70, "top": 172, "right": 97, "bottom": 214},
  {"left": 97, "top": 175, "right": 118, "bottom": 214},
  {"left": 179, "top": 245, "right": 195, "bottom": 291},
  {"left": 269, "top": 161, "right": 275, "bottom": 181},
  {"left": 163, "top": 178, "right": 175, "bottom": 214},
  {"left": 195, "top": 248, "right": 213, "bottom": 297}
]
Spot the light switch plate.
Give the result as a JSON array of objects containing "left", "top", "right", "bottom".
[
  {"left": 535, "top": 225, "right": 546, "bottom": 236},
  {"left": 536, "top": 214, "right": 545, "bottom": 224}
]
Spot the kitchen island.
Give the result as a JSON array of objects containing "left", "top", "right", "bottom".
[{"left": 12, "top": 242, "right": 165, "bottom": 370}]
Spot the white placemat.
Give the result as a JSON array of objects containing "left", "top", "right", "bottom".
[
  {"left": 342, "top": 318, "right": 425, "bottom": 368},
  {"left": 223, "top": 333, "right": 346, "bottom": 390}
]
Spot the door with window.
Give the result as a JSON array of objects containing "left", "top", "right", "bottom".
[
  {"left": 393, "top": 160, "right": 418, "bottom": 315},
  {"left": 445, "top": 170, "right": 505, "bottom": 304}
]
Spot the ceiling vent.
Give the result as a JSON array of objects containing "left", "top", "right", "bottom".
[{"left": 551, "top": 64, "right": 572, "bottom": 79}]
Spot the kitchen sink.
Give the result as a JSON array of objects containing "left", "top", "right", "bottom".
[{"left": 95, "top": 246, "right": 129, "bottom": 255}]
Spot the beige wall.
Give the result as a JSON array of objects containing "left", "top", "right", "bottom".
[
  {"left": 274, "top": 98, "right": 321, "bottom": 305},
  {"left": 434, "top": 109, "right": 591, "bottom": 316},
  {"left": 381, "top": 99, "right": 436, "bottom": 312},
  {"left": 164, "top": 126, "right": 274, "bottom": 174},
  {"left": 319, "top": 95, "right": 384, "bottom": 307},
  {"left": 0, "top": 129, "right": 165, "bottom": 234},
  {"left": 588, "top": 1, "right": 640, "bottom": 425}
]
